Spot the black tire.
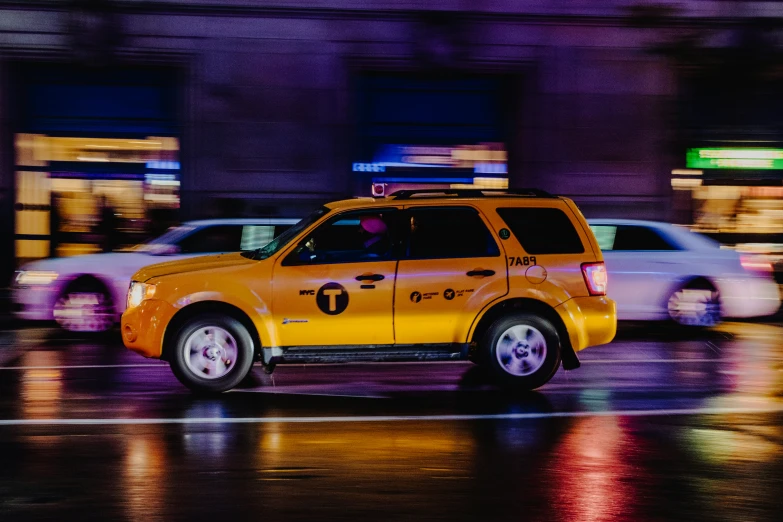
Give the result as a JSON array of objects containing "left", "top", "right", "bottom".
[
  {"left": 169, "top": 314, "right": 255, "bottom": 393},
  {"left": 482, "top": 313, "right": 561, "bottom": 391}
]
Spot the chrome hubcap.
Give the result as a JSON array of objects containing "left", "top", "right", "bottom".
[
  {"left": 53, "top": 292, "right": 113, "bottom": 332},
  {"left": 184, "top": 326, "right": 238, "bottom": 380},
  {"left": 495, "top": 325, "right": 547, "bottom": 377},
  {"left": 668, "top": 288, "right": 721, "bottom": 327}
]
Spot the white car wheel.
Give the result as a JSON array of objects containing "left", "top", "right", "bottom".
[
  {"left": 667, "top": 285, "right": 721, "bottom": 327},
  {"left": 53, "top": 290, "right": 114, "bottom": 333}
]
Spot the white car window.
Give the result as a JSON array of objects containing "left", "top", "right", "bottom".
[
  {"left": 613, "top": 226, "right": 677, "bottom": 251},
  {"left": 240, "top": 225, "right": 276, "bottom": 250},
  {"left": 590, "top": 225, "right": 678, "bottom": 251},
  {"left": 136, "top": 225, "right": 196, "bottom": 252},
  {"left": 178, "top": 225, "right": 243, "bottom": 254},
  {"left": 591, "top": 225, "right": 617, "bottom": 251}
]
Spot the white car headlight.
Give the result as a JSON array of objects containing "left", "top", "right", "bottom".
[
  {"left": 126, "top": 281, "right": 156, "bottom": 309},
  {"left": 16, "top": 270, "right": 59, "bottom": 286}
]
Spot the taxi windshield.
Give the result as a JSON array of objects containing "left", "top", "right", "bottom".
[{"left": 243, "top": 207, "right": 328, "bottom": 260}]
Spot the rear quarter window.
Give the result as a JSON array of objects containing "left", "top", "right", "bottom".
[
  {"left": 240, "top": 225, "right": 277, "bottom": 250},
  {"left": 496, "top": 207, "right": 585, "bottom": 254},
  {"left": 591, "top": 225, "right": 617, "bottom": 251}
]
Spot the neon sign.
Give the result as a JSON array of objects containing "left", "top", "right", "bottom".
[{"left": 686, "top": 148, "right": 783, "bottom": 170}]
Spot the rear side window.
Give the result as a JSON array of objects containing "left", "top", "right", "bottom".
[
  {"left": 406, "top": 207, "right": 500, "bottom": 260},
  {"left": 496, "top": 208, "right": 585, "bottom": 254}
]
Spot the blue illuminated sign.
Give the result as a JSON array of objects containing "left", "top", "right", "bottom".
[
  {"left": 353, "top": 163, "right": 386, "bottom": 173},
  {"left": 474, "top": 163, "right": 507, "bottom": 174},
  {"left": 146, "top": 161, "right": 180, "bottom": 170}
]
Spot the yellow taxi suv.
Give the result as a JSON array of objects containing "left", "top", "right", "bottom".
[{"left": 122, "top": 189, "right": 617, "bottom": 393}]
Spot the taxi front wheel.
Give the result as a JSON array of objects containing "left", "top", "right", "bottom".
[
  {"left": 483, "top": 313, "right": 561, "bottom": 391},
  {"left": 169, "top": 314, "right": 255, "bottom": 393}
]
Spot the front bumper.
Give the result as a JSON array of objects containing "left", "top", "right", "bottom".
[
  {"left": 121, "top": 299, "right": 177, "bottom": 359},
  {"left": 11, "top": 286, "right": 58, "bottom": 321},
  {"left": 556, "top": 296, "right": 617, "bottom": 352}
]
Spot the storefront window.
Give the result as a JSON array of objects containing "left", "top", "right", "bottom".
[{"left": 14, "top": 134, "right": 180, "bottom": 264}]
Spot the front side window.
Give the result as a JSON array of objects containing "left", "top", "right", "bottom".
[
  {"left": 405, "top": 207, "right": 499, "bottom": 260},
  {"left": 136, "top": 225, "right": 196, "bottom": 252},
  {"left": 284, "top": 209, "right": 398, "bottom": 265},
  {"left": 177, "top": 225, "right": 243, "bottom": 254}
]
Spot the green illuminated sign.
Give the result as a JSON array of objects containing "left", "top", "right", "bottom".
[{"left": 687, "top": 148, "right": 783, "bottom": 170}]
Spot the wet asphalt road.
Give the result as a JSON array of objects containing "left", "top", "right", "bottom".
[{"left": 1, "top": 323, "right": 783, "bottom": 521}]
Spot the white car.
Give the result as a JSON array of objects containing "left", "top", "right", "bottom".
[
  {"left": 588, "top": 219, "right": 781, "bottom": 326},
  {"left": 13, "top": 218, "right": 298, "bottom": 332}
]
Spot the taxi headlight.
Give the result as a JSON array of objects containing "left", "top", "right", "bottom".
[
  {"left": 127, "top": 281, "right": 156, "bottom": 309},
  {"left": 16, "top": 270, "right": 59, "bottom": 286}
]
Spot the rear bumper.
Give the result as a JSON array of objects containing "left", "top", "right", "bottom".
[
  {"left": 718, "top": 277, "right": 781, "bottom": 318},
  {"left": 556, "top": 296, "right": 617, "bottom": 352},
  {"left": 121, "top": 299, "right": 176, "bottom": 359}
]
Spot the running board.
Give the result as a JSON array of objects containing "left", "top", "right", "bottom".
[{"left": 263, "top": 344, "right": 469, "bottom": 366}]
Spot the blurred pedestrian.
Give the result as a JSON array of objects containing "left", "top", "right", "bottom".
[
  {"left": 49, "top": 193, "right": 63, "bottom": 258},
  {"left": 97, "top": 196, "right": 118, "bottom": 252}
]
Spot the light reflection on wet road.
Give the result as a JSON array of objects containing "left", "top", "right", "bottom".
[{"left": 1, "top": 322, "right": 783, "bottom": 521}]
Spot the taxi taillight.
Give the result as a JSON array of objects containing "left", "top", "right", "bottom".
[{"left": 582, "top": 262, "right": 607, "bottom": 296}]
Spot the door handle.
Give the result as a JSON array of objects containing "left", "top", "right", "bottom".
[
  {"left": 355, "top": 273, "right": 385, "bottom": 282},
  {"left": 467, "top": 269, "right": 495, "bottom": 277}
]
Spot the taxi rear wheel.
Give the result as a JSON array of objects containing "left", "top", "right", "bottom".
[
  {"left": 482, "top": 313, "right": 561, "bottom": 391},
  {"left": 170, "top": 314, "right": 255, "bottom": 393}
]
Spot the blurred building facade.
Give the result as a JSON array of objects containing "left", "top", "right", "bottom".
[{"left": 1, "top": 0, "right": 782, "bottom": 280}]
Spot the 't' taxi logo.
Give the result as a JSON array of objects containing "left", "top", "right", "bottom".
[{"left": 316, "top": 283, "right": 349, "bottom": 315}]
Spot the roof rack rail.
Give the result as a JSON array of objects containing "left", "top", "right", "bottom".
[{"left": 388, "top": 188, "right": 556, "bottom": 200}]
